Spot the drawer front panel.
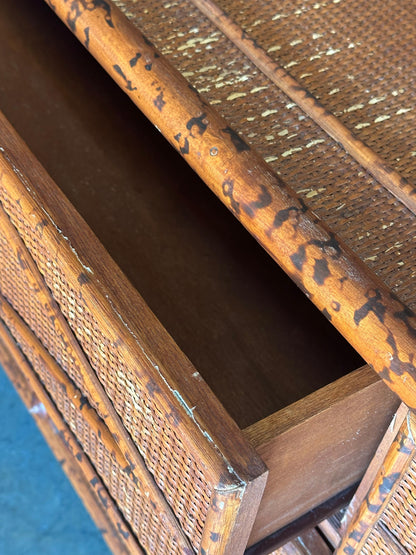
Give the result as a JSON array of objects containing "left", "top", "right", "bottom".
[
  {"left": 0, "top": 294, "right": 192, "bottom": 554},
  {"left": 0, "top": 172, "right": 206, "bottom": 552},
  {"left": 0, "top": 319, "right": 142, "bottom": 555},
  {"left": 0, "top": 111, "right": 266, "bottom": 554}
]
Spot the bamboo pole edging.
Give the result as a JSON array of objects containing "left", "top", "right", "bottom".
[
  {"left": 190, "top": 0, "right": 416, "bottom": 216},
  {"left": 44, "top": 2, "right": 416, "bottom": 413},
  {"left": 336, "top": 410, "right": 416, "bottom": 553}
]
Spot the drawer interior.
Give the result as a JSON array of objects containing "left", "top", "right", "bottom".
[
  {"left": 1, "top": 1, "right": 402, "bottom": 548},
  {"left": 0, "top": 0, "right": 364, "bottom": 429}
]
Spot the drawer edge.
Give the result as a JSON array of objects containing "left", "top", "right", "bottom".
[{"left": 245, "top": 366, "right": 400, "bottom": 545}]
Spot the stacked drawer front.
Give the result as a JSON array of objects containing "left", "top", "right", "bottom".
[
  {"left": 0, "top": 154, "right": 194, "bottom": 553},
  {"left": 0, "top": 108, "right": 266, "bottom": 554}
]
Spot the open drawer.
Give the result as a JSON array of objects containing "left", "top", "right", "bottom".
[{"left": 0, "top": 1, "right": 404, "bottom": 554}]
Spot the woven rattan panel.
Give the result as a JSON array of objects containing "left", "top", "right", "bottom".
[
  {"left": 0, "top": 323, "right": 140, "bottom": 555},
  {"left": 360, "top": 523, "right": 395, "bottom": 555},
  {"left": 0, "top": 308, "right": 184, "bottom": 555},
  {"left": 0, "top": 200, "right": 87, "bottom": 395},
  {"left": 0, "top": 183, "right": 209, "bottom": 550},
  {"left": 216, "top": 0, "right": 416, "bottom": 184},
  {"left": 114, "top": 0, "right": 416, "bottom": 311},
  {"left": 378, "top": 457, "right": 416, "bottom": 552}
]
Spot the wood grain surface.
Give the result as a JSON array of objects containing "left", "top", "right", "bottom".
[{"left": 245, "top": 366, "right": 399, "bottom": 544}]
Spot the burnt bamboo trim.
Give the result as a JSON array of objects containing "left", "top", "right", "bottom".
[
  {"left": 0, "top": 107, "right": 268, "bottom": 553},
  {"left": 44, "top": 0, "right": 416, "bottom": 409},
  {"left": 341, "top": 402, "right": 409, "bottom": 534},
  {"left": 0, "top": 318, "right": 142, "bottom": 555},
  {"left": 336, "top": 410, "right": 416, "bottom": 554},
  {"left": 0, "top": 293, "right": 194, "bottom": 554},
  {"left": 189, "top": 0, "right": 416, "bottom": 215},
  {"left": 0, "top": 189, "right": 194, "bottom": 551}
]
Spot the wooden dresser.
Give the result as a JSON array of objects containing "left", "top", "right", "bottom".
[{"left": 1, "top": 1, "right": 415, "bottom": 553}]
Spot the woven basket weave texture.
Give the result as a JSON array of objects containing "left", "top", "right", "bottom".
[{"left": 0, "top": 176, "right": 209, "bottom": 551}]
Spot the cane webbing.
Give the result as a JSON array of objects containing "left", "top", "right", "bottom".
[
  {"left": 0, "top": 320, "right": 141, "bottom": 555},
  {"left": 0, "top": 173, "right": 209, "bottom": 551},
  {"left": 216, "top": 0, "right": 416, "bottom": 186},
  {"left": 0, "top": 201, "right": 86, "bottom": 393},
  {"left": 360, "top": 523, "right": 397, "bottom": 555},
  {"left": 0, "top": 305, "right": 186, "bottom": 555},
  {"left": 375, "top": 457, "right": 416, "bottom": 553}
]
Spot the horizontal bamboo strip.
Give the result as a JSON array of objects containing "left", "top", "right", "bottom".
[{"left": 44, "top": 0, "right": 416, "bottom": 409}]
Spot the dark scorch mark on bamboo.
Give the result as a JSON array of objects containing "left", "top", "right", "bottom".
[
  {"left": 242, "top": 185, "right": 272, "bottom": 217},
  {"left": 117, "top": 523, "right": 130, "bottom": 539},
  {"left": 222, "top": 179, "right": 240, "bottom": 215},
  {"left": 186, "top": 114, "right": 208, "bottom": 136},
  {"left": 290, "top": 245, "right": 306, "bottom": 272},
  {"left": 78, "top": 272, "right": 89, "bottom": 286},
  {"left": 154, "top": 91, "right": 166, "bottom": 112},
  {"left": 313, "top": 258, "right": 331, "bottom": 285},
  {"left": 113, "top": 64, "right": 137, "bottom": 91},
  {"left": 84, "top": 27, "right": 90, "bottom": 48},
  {"left": 67, "top": 1, "right": 114, "bottom": 32},
  {"left": 129, "top": 52, "right": 142, "bottom": 67},
  {"left": 222, "top": 126, "right": 250, "bottom": 152},
  {"left": 354, "top": 289, "right": 386, "bottom": 326}
]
